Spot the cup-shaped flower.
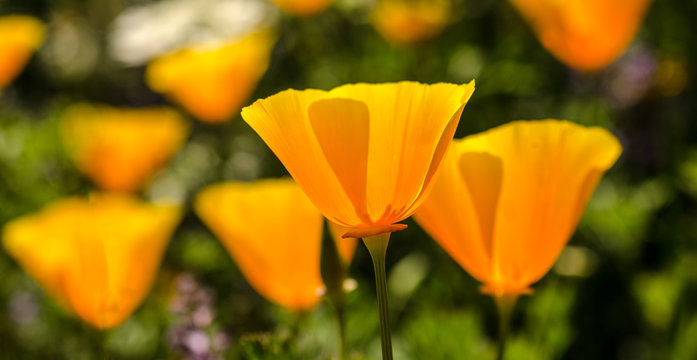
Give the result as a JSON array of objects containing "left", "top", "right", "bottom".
[
  {"left": 270, "top": 0, "right": 332, "bottom": 16},
  {"left": 60, "top": 103, "right": 190, "bottom": 192},
  {"left": 509, "top": 0, "right": 652, "bottom": 71},
  {"left": 414, "top": 120, "right": 622, "bottom": 297},
  {"left": 146, "top": 31, "right": 276, "bottom": 123},
  {"left": 0, "top": 15, "right": 45, "bottom": 89},
  {"left": 195, "top": 178, "right": 331, "bottom": 310},
  {"left": 2, "top": 194, "right": 181, "bottom": 329},
  {"left": 241, "top": 81, "right": 475, "bottom": 239},
  {"left": 371, "top": 0, "right": 451, "bottom": 45}
]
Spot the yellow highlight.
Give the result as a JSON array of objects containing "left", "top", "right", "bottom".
[
  {"left": 146, "top": 31, "right": 276, "bottom": 123},
  {"left": 0, "top": 15, "right": 45, "bottom": 89},
  {"left": 2, "top": 194, "right": 181, "bottom": 329},
  {"left": 60, "top": 103, "right": 190, "bottom": 193},
  {"left": 414, "top": 120, "right": 622, "bottom": 297},
  {"left": 509, "top": 0, "right": 652, "bottom": 71},
  {"left": 241, "top": 81, "right": 474, "bottom": 238},
  {"left": 195, "top": 178, "right": 338, "bottom": 310}
]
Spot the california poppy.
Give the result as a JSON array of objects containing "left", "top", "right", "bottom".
[
  {"left": 241, "top": 81, "right": 474, "bottom": 238},
  {"left": 414, "top": 120, "right": 622, "bottom": 297},
  {"left": 60, "top": 103, "right": 189, "bottom": 193},
  {"left": 195, "top": 178, "right": 327, "bottom": 310},
  {"left": 0, "top": 15, "right": 45, "bottom": 89},
  {"left": 371, "top": 0, "right": 451, "bottom": 45},
  {"left": 509, "top": 0, "right": 652, "bottom": 71},
  {"left": 242, "top": 81, "right": 474, "bottom": 359},
  {"left": 146, "top": 31, "right": 275, "bottom": 123},
  {"left": 3, "top": 194, "right": 181, "bottom": 329}
]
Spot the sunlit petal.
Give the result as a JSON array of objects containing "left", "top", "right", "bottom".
[
  {"left": 309, "top": 98, "right": 371, "bottom": 224},
  {"left": 241, "top": 89, "right": 361, "bottom": 226}
]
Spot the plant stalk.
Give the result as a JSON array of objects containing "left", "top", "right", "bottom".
[
  {"left": 363, "top": 232, "right": 393, "bottom": 360},
  {"left": 494, "top": 294, "right": 518, "bottom": 360}
]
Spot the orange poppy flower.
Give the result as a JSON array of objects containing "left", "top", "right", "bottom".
[
  {"left": 371, "top": 0, "right": 451, "bottom": 45},
  {"left": 146, "top": 31, "right": 276, "bottom": 123},
  {"left": 414, "top": 120, "right": 622, "bottom": 297},
  {"left": 0, "top": 15, "right": 45, "bottom": 89},
  {"left": 509, "top": 0, "right": 652, "bottom": 71},
  {"left": 241, "top": 81, "right": 475, "bottom": 239},
  {"left": 195, "top": 178, "right": 330, "bottom": 310},
  {"left": 270, "top": 0, "right": 332, "bottom": 16},
  {"left": 2, "top": 194, "right": 181, "bottom": 329},
  {"left": 60, "top": 103, "right": 190, "bottom": 193}
]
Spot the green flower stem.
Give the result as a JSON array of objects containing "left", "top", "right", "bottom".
[
  {"left": 494, "top": 294, "right": 518, "bottom": 360},
  {"left": 363, "top": 232, "right": 393, "bottom": 360}
]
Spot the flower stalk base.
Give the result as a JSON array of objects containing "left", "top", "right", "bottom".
[
  {"left": 363, "top": 232, "right": 393, "bottom": 360},
  {"left": 494, "top": 294, "right": 518, "bottom": 360}
]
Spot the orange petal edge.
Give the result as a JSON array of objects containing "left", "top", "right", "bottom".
[{"left": 342, "top": 224, "right": 408, "bottom": 239}]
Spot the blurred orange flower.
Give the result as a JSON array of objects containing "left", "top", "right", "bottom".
[
  {"left": 60, "top": 103, "right": 189, "bottom": 193},
  {"left": 195, "top": 178, "right": 327, "bottom": 310},
  {"left": 509, "top": 0, "right": 652, "bottom": 71},
  {"left": 0, "top": 15, "right": 45, "bottom": 89},
  {"left": 327, "top": 221, "right": 359, "bottom": 267},
  {"left": 2, "top": 194, "right": 181, "bottom": 329},
  {"left": 414, "top": 120, "right": 622, "bottom": 297},
  {"left": 146, "top": 31, "right": 276, "bottom": 123},
  {"left": 371, "top": 0, "right": 451, "bottom": 45},
  {"left": 271, "top": 0, "right": 331, "bottom": 16},
  {"left": 241, "top": 81, "right": 475, "bottom": 238}
]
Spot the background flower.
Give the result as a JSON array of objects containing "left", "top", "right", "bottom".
[
  {"left": 195, "top": 178, "right": 325, "bottom": 310},
  {"left": 2, "top": 194, "right": 181, "bottom": 329},
  {"left": 508, "top": 0, "right": 653, "bottom": 70},
  {"left": 146, "top": 31, "right": 276, "bottom": 123},
  {"left": 371, "top": 0, "right": 451, "bottom": 45},
  {"left": 414, "top": 120, "right": 622, "bottom": 296},
  {"left": 60, "top": 103, "right": 190, "bottom": 192},
  {"left": 0, "top": 15, "right": 44, "bottom": 89}
]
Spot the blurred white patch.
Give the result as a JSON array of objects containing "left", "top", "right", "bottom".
[
  {"left": 342, "top": 278, "right": 358, "bottom": 292},
  {"left": 109, "top": 0, "right": 278, "bottom": 65},
  {"left": 388, "top": 252, "right": 429, "bottom": 300},
  {"left": 448, "top": 45, "right": 483, "bottom": 83},
  {"left": 40, "top": 12, "right": 99, "bottom": 80},
  {"left": 553, "top": 245, "right": 597, "bottom": 277}
]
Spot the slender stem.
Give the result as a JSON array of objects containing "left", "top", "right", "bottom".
[
  {"left": 363, "top": 232, "right": 393, "bottom": 360},
  {"left": 337, "top": 303, "right": 348, "bottom": 360},
  {"left": 494, "top": 294, "right": 518, "bottom": 360}
]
